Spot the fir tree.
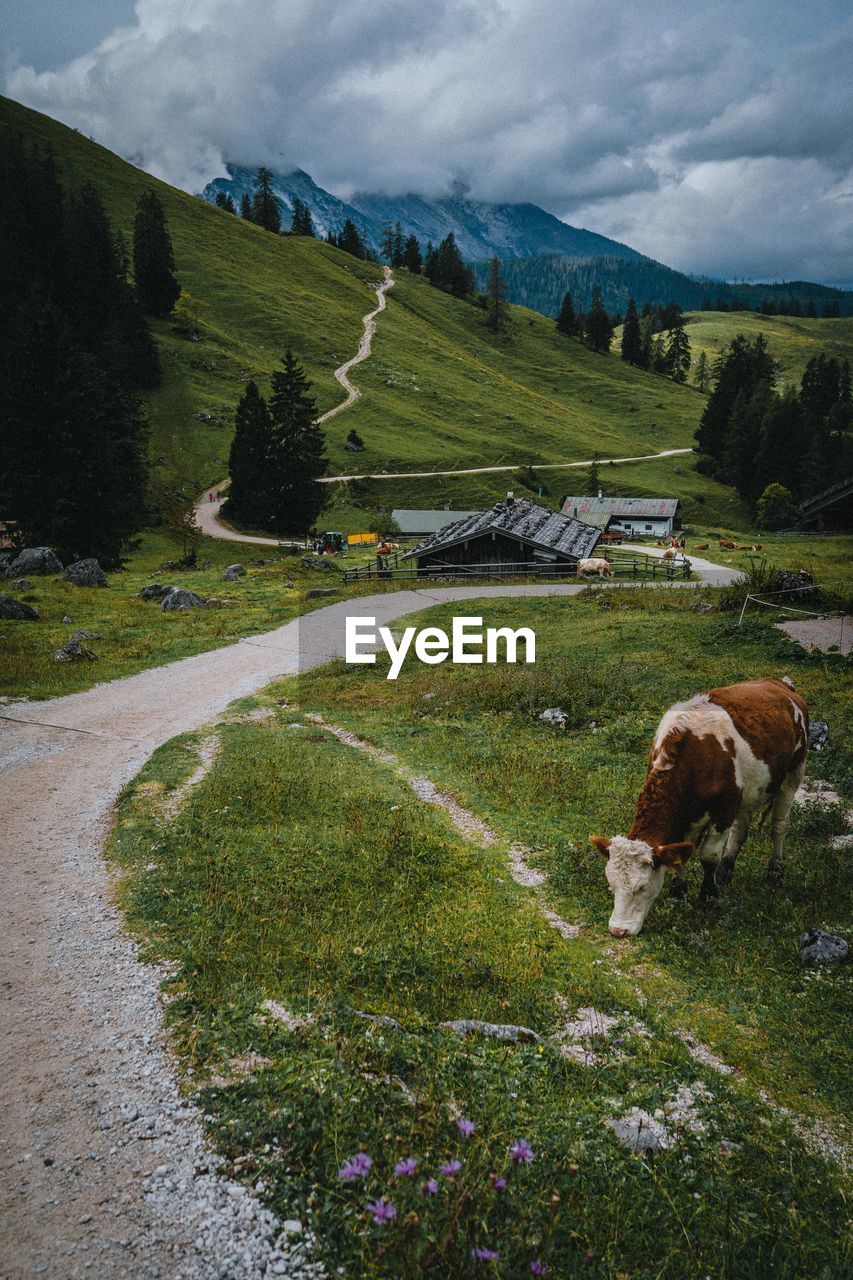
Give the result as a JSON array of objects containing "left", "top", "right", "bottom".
[
  {"left": 665, "top": 319, "right": 691, "bottom": 382},
  {"left": 756, "top": 388, "right": 806, "bottom": 499},
  {"left": 555, "top": 291, "right": 578, "bottom": 337},
  {"left": 403, "top": 235, "right": 422, "bottom": 273},
  {"left": 268, "top": 350, "right": 327, "bottom": 533},
  {"left": 215, "top": 191, "right": 236, "bottom": 214},
  {"left": 337, "top": 219, "right": 367, "bottom": 259},
  {"left": 695, "top": 334, "right": 776, "bottom": 459},
  {"left": 694, "top": 349, "right": 710, "bottom": 393},
  {"left": 290, "top": 196, "right": 315, "bottom": 236},
  {"left": 620, "top": 298, "right": 643, "bottom": 365},
  {"left": 584, "top": 286, "right": 613, "bottom": 353},
  {"left": 428, "top": 233, "right": 473, "bottom": 297},
  {"left": 132, "top": 190, "right": 180, "bottom": 316},
  {"left": 240, "top": 192, "right": 253, "bottom": 221},
  {"left": 380, "top": 222, "right": 396, "bottom": 262},
  {"left": 227, "top": 382, "right": 275, "bottom": 527},
  {"left": 392, "top": 223, "right": 405, "bottom": 268},
  {"left": 251, "top": 167, "right": 281, "bottom": 234},
  {"left": 484, "top": 257, "right": 509, "bottom": 333}
]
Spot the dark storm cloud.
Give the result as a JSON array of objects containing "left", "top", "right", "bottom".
[{"left": 5, "top": 0, "right": 852, "bottom": 281}]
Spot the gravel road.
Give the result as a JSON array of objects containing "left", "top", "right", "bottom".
[{"left": 1, "top": 571, "right": 735, "bottom": 1277}]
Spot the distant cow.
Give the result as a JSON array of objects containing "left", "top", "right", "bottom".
[
  {"left": 693, "top": 543, "right": 709, "bottom": 551},
  {"left": 590, "top": 678, "right": 809, "bottom": 936},
  {"left": 661, "top": 548, "right": 678, "bottom": 560},
  {"left": 719, "top": 539, "right": 736, "bottom": 549},
  {"left": 577, "top": 558, "right": 613, "bottom": 578}
]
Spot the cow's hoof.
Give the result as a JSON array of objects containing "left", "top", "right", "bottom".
[
  {"left": 669, "top": 878, "right": 688, "bottom": 900},
  {"left": 716, "top": 859, "right": 735, "bottom": 886}
]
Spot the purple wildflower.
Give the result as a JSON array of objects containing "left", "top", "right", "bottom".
[
  {"left": 394, "top": 1157, "right": 418, "bottom": 1178},
  {"left": 424, "top": 1178, "right": 439, "bottom": 1195},
  {"left": 472, "top": 1246, "right": 500, "bottom": 1262},
  {"left": 492, "top": 1175, "right": 507, "bottom": 1190},
  {"left": 456, "top": 1117, "right": 476, "bottom": 1138},
  {"left": 366, "top": 1198, "right": 397, "bottom": 1224},
  {"left": 530, "top": 1263, "right": 550, "bottom": 1277},
  {"left": 510, "top": 1139, "right": 534, "bottom": 1164},
  {"left": 440, "top": 1159, "right": 462, "bottom": 1178},
  {"left": 338, "top": 1152, "right": 373, "bottom": 1181}
]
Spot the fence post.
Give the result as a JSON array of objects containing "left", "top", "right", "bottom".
[{"left": 737, "top": 594, "right": 750, "bottom": 627}]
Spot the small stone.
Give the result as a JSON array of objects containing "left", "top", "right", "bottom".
[
  {"left": 306, "top": 588, "right": 337, "bottom": 598},
  {"left": 9, "top": 578, "right": 31, "bottom": 590},
  {"left": 692, "top": 602, "right": 714, "bottom": 613},
  {"left": 281, "top": 1219, "right": 303, "bottom": 1235},
  {"left": 222, "top": 564, "right": 245, "bottom": 581},
  {"left": 62, "top": 614, "right": 72, "bottom": 623},
  {"left": 538, "top": 707, "right": 569, "bottom": 730},
  {"left": 808, "top": 721, "right": 829, "bottom": 751},
  {"left": 798, "top": 929, "right": 848, "bottom": 966}
]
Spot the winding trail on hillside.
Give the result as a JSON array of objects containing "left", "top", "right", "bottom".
[
  {"left": 194, "top": 266, "right": 395, "bottom": 546},
  {"left": 0, "top": 565, "right": 739, "bottom": 1278}
]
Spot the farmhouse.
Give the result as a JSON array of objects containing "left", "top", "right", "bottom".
[
  {"left": 560, "top": 494, "right": 680, "bottom": 539},
  {"left": 402, "top": 495, "right": 600, "bottom": 575}
]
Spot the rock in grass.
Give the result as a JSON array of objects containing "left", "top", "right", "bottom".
[
  {"left": 62, "top": 558, "right": 108, "bottom": 587},
  {"left": 808, "top": 721, "right": 829, "bottom": 751},
  {"left": 6, "top": 547, "right": 63, "bottom": 577},
  {"left": 9, "top": 579, "right": 31, "bottom": 591},
  {"left": 301, "top": 555, "right": 334, "bottom": 571},
  {"left": 0, "top": 595, "right": 39, "bottom": 620},
  {"left": 222, "top": 564, "right": 245, "bottom": 581},
  {"left": 441, "top": 1019, "right": 541, "bottom": 1045},
  {"left": 607, "top": 1108, "right": 674, "bottom": 1153},
  {"left": 54, "top": 632, "right": 99, "bottom": 662},
  {"left": 306, "top": 588, "right": 338, "bottom": 599},
  {"left": 140, "top": 583, "right": 171, "bottom": 600},
  {"left": 161, "top": 587, "right": 208, "bottom": 611},
  {"left": 798, "top": 929, "right": 848, "bottom": 965},
  {"left": 355, "top": 1011, "right": 407, "bottom": 1033},
  {"left": 538, "top": 707, "right": 569, "bottom": 730}
]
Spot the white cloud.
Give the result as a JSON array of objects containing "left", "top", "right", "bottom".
[{"left": 5, "top": 0, "right": 852, "bottom": 280}]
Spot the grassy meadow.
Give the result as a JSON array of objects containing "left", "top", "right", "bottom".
[
  {"left": 683, "top": 311, "right": 853, "bottom": 390},
  {"left": 109, "top": 586, "right": 852, "bottom": 1279}
]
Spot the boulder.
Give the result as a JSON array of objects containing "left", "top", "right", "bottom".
[
  {"left": 768, "top": 569, "right": 814, "bottom": 596},
  {"left": 140, "top": 583, "right": 171, "bottom": 600},
  {"left": 9, "top": 579, "right": 31, "bottom": 591},
  {"left": 306, "top": 588, "right": 338, "bottom": 599},
  {"left": 6, "top": 547, "right": 63, "bottom": 577},
  {"left": 161, "top": 587, "right": 208, "bottom": 611},
  {"left": 62, "top": 558, "right": 108, "bottom": 587},
  {"left": 222, "top": 564, "right": 245, "bottom": 581},
  {"left": 798, "top": 929, "right": 848, "bottom": 966},
  {"left": 538, "top": 707, "right": 569, "bottom": 730},
  {"left": 808, "top": 721, "right": 829, "bottom": 751},
  {"left": 0, "top": 595, "right": 39, "bottom": 620},
  {"left": 692, "top": 602, "right": 714, "bottom": 613},
  {"left": 301, "top": 555, "right": 334, "bottom": 571}
]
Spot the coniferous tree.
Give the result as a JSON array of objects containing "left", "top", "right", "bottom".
[
  {"left": 423, "top": 242, "right": 437, "bottom": 278},
  {"left": 392, "top": 223, "right": 405, "bottom": 268},
  {"left": 584, "top": 286, "right": 613, "bottom": 353},
  {"left": 620, "top": 298, "right": 643, "bottom": 365},
  {"left": 251, "top": 167, "right": 281, "bottom": 234},
  {"left": 694, "top": 349, "right": 710, "bottom": 393},
  {"left": 337, "top": 219, "right": 367, "bottom": 259},
  {"left": 484, "top": 257, "right": 509, "bottom": 333},
  {"left": 215, "top": 191, "right": 236, "bottom": 214},
  {"left": 555, "top": 291, "right": 579, "bottom": 337},
  {"left": 427, "top": 233, "right": 473, "bottom": 297},
  {"left": 665, "top": 319, "right": 691, "bottom": 382},
  {"left": 290, "top": 197, "right": 315, "bottom": 236},
  {"left": 227, "top": 382, "right": 275, "bottom": 527},
  {"left": 756, "top": 388, "right": 806, "bottom": 499},
  {"left": 268, "top": 350, "right": 327, "bottom": 533},
  {"left": 403, "top": 235, "right": 422, "bottom": 273},
  {"left": 380, "top": 222, "right": 396, "bottom": 262},
  {"left": 240, "top": 192, "right": 253, "bottom": 221},
  {"left": 133, "top": 190, "right": 180, "bottom": 316},
  {"left": 694, "top": 334, "right": 776, "bottom": 458}
]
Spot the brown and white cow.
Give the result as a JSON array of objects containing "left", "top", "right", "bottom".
[
  {"left": 661, "top": 548, "right": 678, "bottom": 560},
  {"left": 577, "top": 558, "right": 613, "bottom": 578},
  {"left": 590, "top": 678, "right": 809, "bottom": 936}
]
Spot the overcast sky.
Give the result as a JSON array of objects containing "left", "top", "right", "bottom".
[{"left": 3, "top": 0, "right": 851, "bottom": 284}]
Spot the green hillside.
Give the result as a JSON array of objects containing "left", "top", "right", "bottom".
[
  {"left": 684, "top": 310, "right": 853, "bottom": 388},
  {"left": 2, "top": 95, "right": 707, "bottom": 493}
]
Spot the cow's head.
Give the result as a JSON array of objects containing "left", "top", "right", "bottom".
[{"left": 589, "top": 835, "right": 693, "bottom": 936}]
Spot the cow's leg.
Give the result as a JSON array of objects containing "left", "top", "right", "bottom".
[
  {"left": 767, "top": 767, "right": 804, "bottom": 885},
  {"left": 697, "top": 828, "right": 729, "bottom": 902},
  {"left": 716, "top": 812, "right": 750, "bottom": 886},
  {"left": 669, "top": 865, "right": 688, "bottom": 899}
]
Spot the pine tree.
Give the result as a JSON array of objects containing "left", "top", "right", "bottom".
[
  {"left": 693, "top": 349, "right": 710, "bottom": 393},
  {"left": 215, "top": 191, "right": 236, "bottom": 214},
  {"left": 337, "top": 219, "right": 367, "bottom": 259},
  {"left": 403, "top": 235, "right": 422, "bottom": 273},
  {"left": 585, "top": 452, "right": 601, "bottom": 497},
  {"left": 132, "top": 190, "right": 180, "bottom": 316},
  {"left": 392, "top": 223, "right": 404, "bottom": 268},
  {"left": 484, "top": 257, "right": 509, "bottom": 333},
  {"left": 227, "top": 382, "right": 275, "bottom": 527},
  {"left": 756, "top": 388, "right": 806, "bottom": 499},
  {"left": 240, "top": 192, "right": 253, "bottom": 221},
  {"left": 290, "top": 197, "right": 315, "bottom": 236},
  {"left": 584, "top": 286, "right": 613, "bottom": 353},
  {"left": 620, "top": 298, "right": 643, "bottom": 365},
  {"left": 251, "top": 167, "right": 281, "bottom": 234},
  {"left": 428, "top": 234, "right": 473, "bottom": 297},
  {"left": 695, "top": 335, "right": 776, "bottom": 459},
  {"left": 555, "top": 291, "right": 578, "bottom": 337},
  {"left": 665, "top": 320, "right": 691, "bottom": 382},
  {"left": 268, "top": 350, "right": 327, "bottom": 533}
]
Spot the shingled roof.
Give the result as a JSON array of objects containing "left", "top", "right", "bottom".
[
  {"left": 560, "top": 495, "right": 679, "bottom": 520},
  {"left": 403, "top": 497, "right": 601, "bottom": 561}
]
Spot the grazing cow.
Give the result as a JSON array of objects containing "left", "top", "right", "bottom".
[
  {"left": 719, "top": 539, "right": 736, "bottom": 549},
  {"left": 577, "top": 558, "right": 613, "bottom": 578},
  {"left": 661, "top": 548, "right": 678, "bottom": 561},
  {"left": 751, "top": 544, "right": 763, "bottom": 551},
  {"left": 590, "top": 678, "right": 809, "bottom": 936},
  {"left": 693, "top": 543, "right": 709, "bottom": 551}
]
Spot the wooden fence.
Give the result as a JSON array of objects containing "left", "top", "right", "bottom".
[{"left": 341, "top": 554, "right": 691, "bottom": 586}]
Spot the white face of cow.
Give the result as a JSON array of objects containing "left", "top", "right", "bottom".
[{"left": 590, "top": 835, "right": 692, "bottom": 936}]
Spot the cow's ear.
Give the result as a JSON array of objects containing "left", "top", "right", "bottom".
[
  {"left": 653, "top": 841, "right": 693, "bottom": 869},
  {"left": 589, "top": 835, "right": 612, "bottom": 858}
]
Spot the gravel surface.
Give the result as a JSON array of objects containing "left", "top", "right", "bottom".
[
  {"left": 776, "top": 615, "right": 851, "bottom": 655},
  {"left": 1, "top": 569, "right": 734, "bottom": 1276}
]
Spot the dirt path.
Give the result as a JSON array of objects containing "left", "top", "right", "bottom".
[
  {"left": 194, "top": 267, "right": 395, "bottom": 546},
  {"left": 321, "top": 446, "right": 693, "bottom": 483},
  {"left": 0, "top": 570, "right": 736, "bottom": 1278}
]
